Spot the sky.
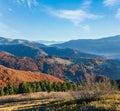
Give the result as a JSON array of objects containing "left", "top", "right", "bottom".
[{"left": 0, "top": 0, "right": 120, "bottom": 41}]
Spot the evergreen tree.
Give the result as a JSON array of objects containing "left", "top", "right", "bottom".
[
  {"left": 47, "top": 82, "right": 52, "bottom": 92},
  {"left": 8, "top": 85, "right": 15, "bottom": 95},
  {"left": 13, "top": 85, "right": 18, "bottom": 94},
  {"left": 0, "top": 81, "right": 78, "bottom": 95},
  {"left": 40, "top": 81, "right": 47, "bottom": 91},
  {"left": 31, "top": 82, "right": 37, "bottom": 92},
  {"left": 66, "top": 82, "right": 72, "bottom": 90},
  {"left": 52, "top": 82, "right": 57, "bottom": 91},
  {"left": 36, "top": 82, "right": 42, "bottom": 92},
  {"left": 26, "top": 83, "right": 32, "bottom": 93},
  {"left": 62, "top": 82, "right": 67, "bottom": 91},
  {"left": 4, "top": 86, "right": 9, "bottom": 95},
  {"left": 0, "top": 88, "right": 4, "bottom": 96},
  {"left": 18, "top": 82, "right": 28, "bottom": 93},
  {"left": 56, "top": 82, "right": 62, "bottom": 91}
]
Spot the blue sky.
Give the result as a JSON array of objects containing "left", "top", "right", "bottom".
[{"left": 0, "top": 0, "right": 120, "bottom": 41}]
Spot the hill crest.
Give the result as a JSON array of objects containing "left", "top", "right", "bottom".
[{"left": 0, "top": 65, "right": 63, "bottom": 88}]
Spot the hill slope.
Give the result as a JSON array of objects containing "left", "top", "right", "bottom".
[
  {"left": 0, "top": 51, "right": 120, "bottom": 82},
  {"left": 0, "top": 65, "right": 63, "bottom": 88},
  {"left": 0, "top": 44, "right": 47, "bottom": 58},
  {"left": 40, "top": 46, "right": 103, "bottom": 59},
  {"left": 0, "top": 51, "right": 39, "bottom": 71}
]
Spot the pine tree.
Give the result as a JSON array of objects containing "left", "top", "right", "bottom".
[
  {"left": 52, "top": 82, "right": 57, "bottom": 91},
  {"left": 0, "top": 88, "right": 4, "bottom": 96},
  {"left": 13, "top": 85, "right": 18, "bottom": 94},
  {"left": 36, "top": 82, "right": 42, "bottom": 92},
  {"left": 62, "top": 82, "right": 67, "bottom": 91},
  {"left": 4, "top": 86, "right": 9, "bottom": 95},
  {"left": 31, "top": 82, "right": 37, "bottom": 92},
  {"left": 8, "top": 85, "right": 15, "bottom": 95},
  {"left": 66, "top": 82, "right": 72, "bottom": 90},
  {"left": 18, "top": 82, "right": 28, "bottom": 93},
  {"left": 47, "top": 82, "right": 52, "bottom": 92},
  {"left": 40, "top": 81, "right": 47, "bottom": 91}
]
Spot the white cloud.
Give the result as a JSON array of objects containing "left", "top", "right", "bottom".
[
  {"left": 48, "top": 8, "right": 102, "bottom": 26},
  {"left": 104, "top": 0, "right": 120, "bottom": 6},
  {"left": 15, "top": 0, "right": 38, "bottom": 8},
  {"left": 83, "top": 0, "right": 92, "bottom": 6},
  {"left": 116, "top": 8, "right": 120, "bottom": 19},
  {"left": 27, "top": 0, "right": 38, "bottom": 8},
  {"left": 81, "top": 0, "right": 92, "bottom": 9},
  {"left": 0, "top": 22, "right": 19, "bottom": 37}
]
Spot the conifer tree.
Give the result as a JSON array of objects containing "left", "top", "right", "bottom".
[
  {"left": 8, "top": 85, "right": 15, "bottom": 95},
  {"left": 62, "top": 82, "right": 67, "bottom": 91},
  {"left": 19, "top": 82, "right": 28, "bottom": 93},
  {"left": 36, "top": 82, "right": 42, "bottom": 92},
  {"left": 0, "top": 88, "right": 4, "bottom": 96}
]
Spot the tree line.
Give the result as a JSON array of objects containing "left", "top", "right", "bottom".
[{"left": 0, "top": 81, "right": 77, "bottom": 96}]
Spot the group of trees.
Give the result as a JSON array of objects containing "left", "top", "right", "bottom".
[
  {"left": 0, "top": 79, "right": 118, "bottom": 97},
  {"left": 0, "top": 81, "right": 77, "bottom": 96}
]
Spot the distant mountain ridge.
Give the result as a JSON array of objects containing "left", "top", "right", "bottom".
[
  {"left": 0, "top": 37, "right": 103, "bottom": 59},
  {"left": 0, "top": 36, "right": 120, "bottom": 82},
  {"left": 0, "top": 37, "right": 45, "bottom": 47},
  {"left": 40, "top": 46, "right": 103, "bottom": 59},
  {"left": 0, "top": 44, "right": 47, "bottom": 58},
  {"left": 53, "top": 35, "right": 120, "bottom": 59}
]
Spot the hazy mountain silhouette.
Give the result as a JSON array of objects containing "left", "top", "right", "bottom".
[{"left": 53, "top": 35, "right": 120, "bottom": 59}]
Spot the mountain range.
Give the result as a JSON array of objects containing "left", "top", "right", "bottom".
[
  {"left": 53, "top": 35, "right": 120, "bottom": 59},
  {"left": 0, "top": 37, "right": 103, "bottom": 59},
  {"left": 0, "top": 35, "right": 120, "bottom": 86},
  {"left": 1, "top": 50, "right": 119, "bottom": 82}
]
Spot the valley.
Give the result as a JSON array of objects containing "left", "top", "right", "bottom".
[
  {"left": 0, "top": 1, "right": 120, "bottom": 110},
  {"left": 0, "top": 36, "right": 120, "bottom": 111}
]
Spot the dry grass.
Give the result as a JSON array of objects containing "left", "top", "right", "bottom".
[
  {"left": 0, "top": 91, "right": 119, "bottom": 111},
  {"left": 47, "top": 57, "right": 72, "bottom": 65},
  {"left": 0, "top": 91, "right": 81, "bottom": 111},
  {"left": 87, "top": 94, "right": 120, "bottom": 111}
]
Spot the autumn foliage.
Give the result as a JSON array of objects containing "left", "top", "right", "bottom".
[{"left": 0, "top": 65, "right": 63, "bottom": 89}]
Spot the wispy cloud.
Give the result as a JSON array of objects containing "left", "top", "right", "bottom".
[
  {"left": 0, "top": 22, "right": 19, "bottom": 37},
  {"left": 82, "top": 0, "right": 92, "bottom": 6},
  {"left": 47, "top": 7, "right": 102, "bottom": 26},
  {"left": 116, "top": 8, "right": 120, "bottom": 19},
  {"left": 81, "top": 0, "right": 92, "bottom": 9},
  {"left": 16, "top": 0, "right": 38, "bottom": 8},
  {"left": 103, "top": 0, "right": 120, "bottom": 6}
]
